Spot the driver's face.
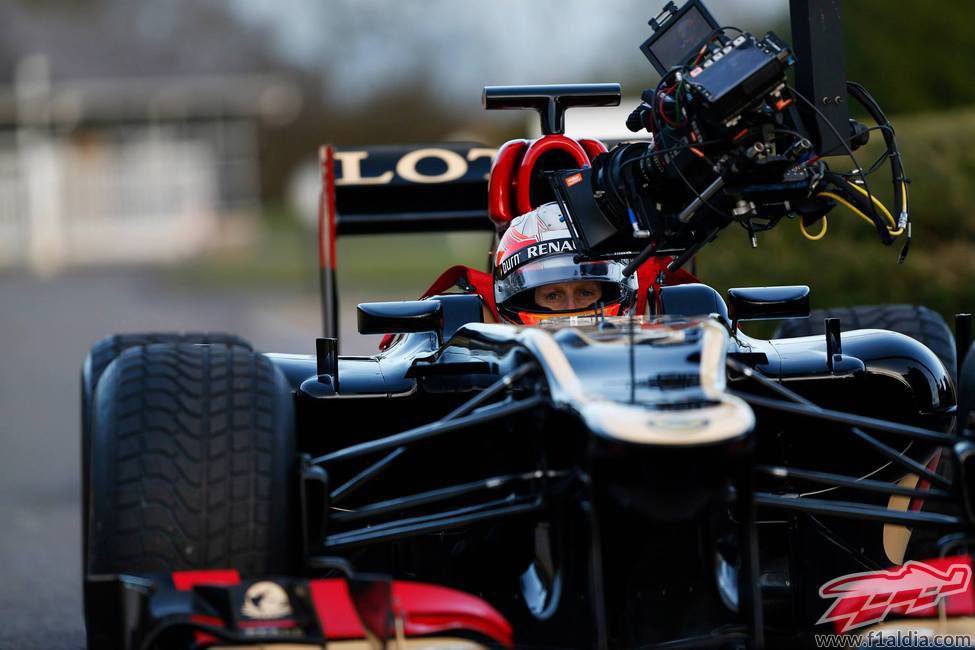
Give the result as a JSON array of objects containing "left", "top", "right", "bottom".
[{"left": 534, "top": 280, "right": 604, "bottom": 312}]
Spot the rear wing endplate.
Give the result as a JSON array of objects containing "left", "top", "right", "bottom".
[{"left": 319, "top": 143, "right": 496, "bottom": 340}]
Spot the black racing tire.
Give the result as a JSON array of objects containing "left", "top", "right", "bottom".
[
  {"left": 84, "top": 333, "right": 253, "bottom": 398},
  {"left": 80, "top": 333, "right": 253, "bottom": 581},
  {"left": 86, "top": 342, "right": 296, "bottom": 578},
  {"left": 773, "top": 304, "right": 956, "bottom": 380}
]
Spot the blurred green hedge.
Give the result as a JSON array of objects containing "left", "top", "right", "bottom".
[{"left": 844, "top": 2, "right": 975, "bottom": 115}]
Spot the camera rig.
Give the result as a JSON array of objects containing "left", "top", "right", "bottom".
[{"left": 486, "top": 0, "right": 910, "bottom": 276}]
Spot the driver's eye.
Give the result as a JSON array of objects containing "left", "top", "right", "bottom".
[{"left": 545, "top": 292, "right": 561, "bottom": 301}]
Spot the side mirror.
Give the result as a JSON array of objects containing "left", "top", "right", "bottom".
[
  {"left": 727, "top": 286, "right": 810, "bottom": 323},
  {"left": 657, "top": 283, "right": 729, "bottom": 322},
  {"left": 357, "top": 300, "right": 443, "bottom": 336}
]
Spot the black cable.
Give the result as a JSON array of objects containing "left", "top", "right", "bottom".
[
  {"left": 819, "top": 172, "right": 895, "bottom": 244},
  {"left": 792, "top": 84, "right": 906, "bottom": 251},
  {"left": 847, "top": 81, "right": 910, "bottom": 231},
  {"left": 846, "top": 142, "right": 891, "bottom": 178},
  {"left": 786, "top": 85, "right": 886, "bottom": 229},
  {"left": 866, "top": 124, "right": 895, "bottom": 137},
  {"left": 774, "top": 127, "right": 811, "bottom": 142},
  {"left": 834, "top": 128, "right": 893, "bottom": 178},
  {"left": 618, "top": 138, "right": 723, "bottom": 170},
  {"left": 671, "top": 160, "right": 736, "bottom": 222}
]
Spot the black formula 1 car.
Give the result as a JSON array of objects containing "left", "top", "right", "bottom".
[{"left": 82, "top": 2, "right": 975, "bottom": 648}]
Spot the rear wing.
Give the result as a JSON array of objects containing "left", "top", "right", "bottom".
[{"left": 319, "top": 143, "right": 496, "bottom": 340}]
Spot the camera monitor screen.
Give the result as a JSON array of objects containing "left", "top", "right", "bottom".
[{"left": 640, "top": 2, "right": 719, "bottom": 76}]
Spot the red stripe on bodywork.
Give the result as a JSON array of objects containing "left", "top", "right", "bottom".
[
  {"left": 394, "top": 581, "right": 512, "bottom": 647},
  {"left": 319, "top": 145, "right": 338, "bottom": 270},
  {"left": 189, "top": 614, "right": 224, "bottom": 646},
  {"left": 910, "top": 449, "right": 942, "bottom": 512},
  {"left": 171, "top": 569, "right": 240, "bottom": 591},
  {"left": 309, "top": 578, "right": 512, "bottom": 647},
  {"left": 172, "top": 569, "right": 240, "bottom": 646},
  {"left": 309, "top": 579, "right": 365, "bottom": 639}
]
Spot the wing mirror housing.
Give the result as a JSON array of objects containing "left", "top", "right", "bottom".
[
  {"left": 357, "top": 300, "right": 444, "bottom": 336},
  {"left": 656, "top": 283, "right": 729, "bottom": 322},
  {"left": 727, "top": 286, "right": 810, "bottom": 325}
]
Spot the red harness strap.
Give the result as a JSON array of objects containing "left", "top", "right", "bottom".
[
  {"left": 378, "top": 260, "right": 696, "bottom": 350},
  {"left": 634, "top": 257, "right": 698, "bottom": 315},
  {"left": 417, "top": 265, "right": 500, "bottom": 320}
]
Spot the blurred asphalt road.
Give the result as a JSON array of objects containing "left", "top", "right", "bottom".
[{"left": 0, "top": 268, "right": 378, "bottom": 649}]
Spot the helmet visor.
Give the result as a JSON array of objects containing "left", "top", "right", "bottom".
[{"left": 496, "top": 255, "right": 634, "bottom": 307}]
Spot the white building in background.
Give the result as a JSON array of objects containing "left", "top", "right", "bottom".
[{"left": 0, "top": 55, "right": 301, "bottom": 274}]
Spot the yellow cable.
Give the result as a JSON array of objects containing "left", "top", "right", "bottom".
[
  {"left": 844, "top": 180, "right": 895, "bottom": 226},
  {"left": 843, "top": 181, "right": 904, "bottom": 235},
  {"left": 817, "top": 191, "right": 904, "bottom": 237},
  {"left": 800, "top": 215, "right": 828, "bottom": 241},
  {"left": 817, "top": 191, "right": 876, "bottom": 227}
]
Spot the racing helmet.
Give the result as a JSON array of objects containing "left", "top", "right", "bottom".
[{"left": 493, "top": 202, "right": 637, "bottom": 324}]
